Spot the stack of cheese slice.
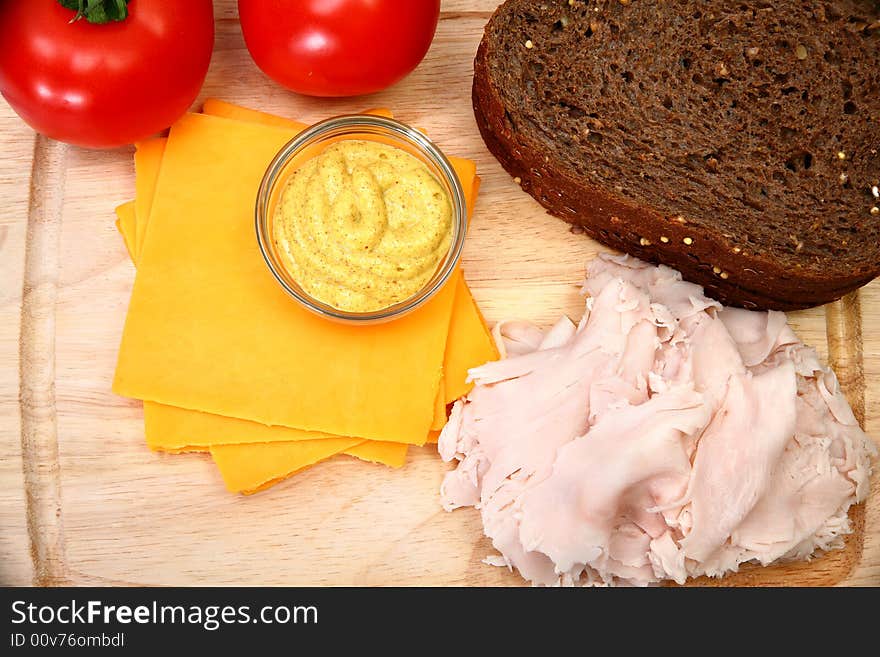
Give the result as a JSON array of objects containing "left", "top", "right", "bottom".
[{"left": 113, "top": 100, "right": 497, "bottom": 494}]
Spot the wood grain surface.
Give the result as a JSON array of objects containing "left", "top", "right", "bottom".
[{"left": 1, "top": 0, "right": 877, "bottom": 587}]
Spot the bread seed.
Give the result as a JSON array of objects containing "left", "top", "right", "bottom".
[
  {"left": 513, "top": 177, "right": 522, "bottom": 185},
  {"left": 732, "top": 246, "right": 742, "bottom": 254},
  {"left": 525, "top": 40, "right": 534, "bottom": 49},
  {"left": 837, "top": 151, "right": 847, "bottom": 160},
  {"left": 872, "top": 186, "right": 879, "bottom": 198},
  {"left": 839, "top": 173, "right": 849, "bottom": 184},
  {"left": 660, "top": 235, "right": 670, "bottom": 243},
  {"left": 712, "top": 266, "right": 721, "bottom": 274},
  {"left": 683, "top": 237, "right": 694, "bottom": 245},
  {"left": 720, "top": 272, "right": 730, "bottom": 279},
  {"left": 640, "top": 237, "right": 651, "bottom": 246},
  {"left": 871, "top": 206, "right": 880, "bottom": 215},
  {"left": 795, "top": 44, "right": 808, "bottom": 60}
]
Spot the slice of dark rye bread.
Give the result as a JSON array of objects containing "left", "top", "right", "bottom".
[{"left": 473, "top": 0, "right": 880, "bottom": 310}]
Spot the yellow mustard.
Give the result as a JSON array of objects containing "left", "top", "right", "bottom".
[{"left": 272, "top": 140, "right": 452, "bottom": 313}]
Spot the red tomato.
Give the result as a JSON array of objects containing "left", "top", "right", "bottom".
[
  {"left": 238, "top": 0, "right": 441, "bottom": 97},
  {"left": 0, "top": 1, "right": 215, "bottom": 149}
]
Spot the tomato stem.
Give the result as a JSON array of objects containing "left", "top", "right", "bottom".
[{"left": 58, "top": 0, "right": 131, "bottom": 25}]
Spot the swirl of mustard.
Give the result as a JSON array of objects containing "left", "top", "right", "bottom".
[{"left": 272, "top": 140, "right": 453, "bottom": 313}]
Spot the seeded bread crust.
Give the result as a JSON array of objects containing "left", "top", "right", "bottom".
[{"left": 473, "top": 0, "right": 880, "bottom": 310}]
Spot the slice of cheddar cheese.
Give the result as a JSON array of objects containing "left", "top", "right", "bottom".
[
  {"left": 444, "top": 272, "right": 499, "bottom": 402},
  {"left": 115, "top": 102, "right": 495, "bottom": 492},
  {"left": 124, "top": 107, "right": 420, "bottom": 485},
  {"left": 210, "top": 438, "right": 363, "bottom": 494},
  {"left": 133, "top": 138, "right": 167, "bottom": 261},
  {"left": 127, "top": 107, "right": 446, "bottom": 446},
  {"left": 114, "top": 201, "right": 137, "bottom": 262},
  {"left": 343, "top": 440, "right": 409, "bottom": 469},
  {"left": 143, "top": 399, "right": 423, "bottom": 449},
  {"left": 113, "top": 112, "right": 454, "bottom": 443}
]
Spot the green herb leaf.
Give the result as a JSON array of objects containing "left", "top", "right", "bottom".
[
  {"left": 57, "top": 0, "right": 130, "bottom": 24},
  {"left": 111, "top": 0, "right": 128, "bottom": 21}
]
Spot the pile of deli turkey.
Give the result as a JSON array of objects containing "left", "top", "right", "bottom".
[{"left": 439, "top": 255, "right": 876, "bottom": 586}]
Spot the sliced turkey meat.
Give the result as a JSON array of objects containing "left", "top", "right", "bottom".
[{"left": 439, "top": 254, "right": 877, "bottom": 586}]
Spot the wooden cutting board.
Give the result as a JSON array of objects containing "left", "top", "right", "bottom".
[{"left": 1, "top": 0, "right": 877, "bottom": 587}]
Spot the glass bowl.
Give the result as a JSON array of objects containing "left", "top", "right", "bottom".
[{"left": 256, "top": 114, "right": 467, "bottom": 324}]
